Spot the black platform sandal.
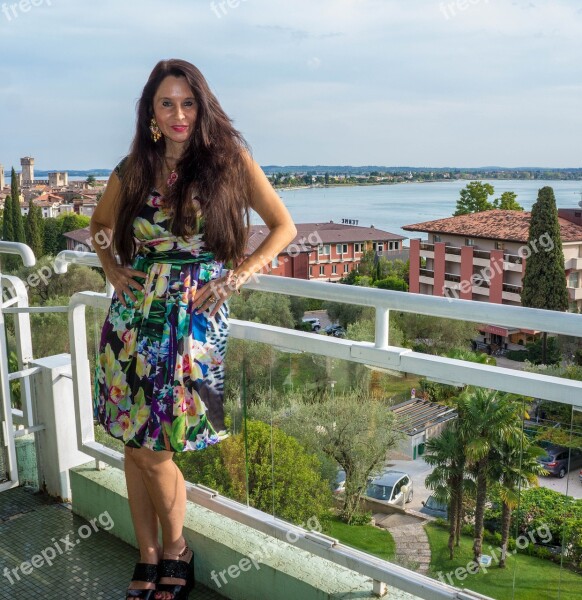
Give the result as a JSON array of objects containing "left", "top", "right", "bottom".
[
  {"left": 126, "top": 562, "right": 159, "bottom": 599},
  {"left": 155, "top": 544, "right": 195, "bottom": 600}
]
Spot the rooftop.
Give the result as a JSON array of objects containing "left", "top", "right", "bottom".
[
  {"left": 390, "top": 398, "right": 457, "bottom": 435},
  {"left": 247, "top": 221, "right": 406, "bottom": 254},
  {"left": 403, "top": 209, "right": 582, "bottom": 243}
]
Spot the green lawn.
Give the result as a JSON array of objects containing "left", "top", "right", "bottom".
[
  {"left": 324, "top": 516, "right": 396, "bottom": 561},
  {"left": 425, "top": 523, "right": 582, "bottom": 600}
]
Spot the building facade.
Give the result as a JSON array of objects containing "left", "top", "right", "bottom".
[
  {"left": 404, "top": 210, "right": 582, "bottom": 347},
  {"left": 247, "top": 221, "right": 406, "bottom": 281},
  {"left": 0, "top": 164, "right": 4, "bottom": 190},
  {"left": 49, "top": 172, "right": 69, "bottom": 187}
]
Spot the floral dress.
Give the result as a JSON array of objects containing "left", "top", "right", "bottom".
[{"left": 93, "top": 161, "right": 231, "bottom": 452}]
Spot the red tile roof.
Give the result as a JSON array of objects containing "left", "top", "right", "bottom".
[
  {"left": 246, "top": 221, "right": 405, "bottom": 255},
  {"left": 403, "top": 210, "right": 582, "bottom": 243}
]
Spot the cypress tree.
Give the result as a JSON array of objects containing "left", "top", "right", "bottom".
[
  {"left": 2, "top": 194, "right": 14, "bottom": 242},
  {"left": 25, "top": 200, "right": 44, "bottom": 258},
  {"left": 1, "top": 194, "right": 16, "bottom": 271},
  {"left": 521, "top": 186, "right": 568, "bottom": 363},
  {"left": 10, "top": 167, "right": 26, "bottom": 244}
]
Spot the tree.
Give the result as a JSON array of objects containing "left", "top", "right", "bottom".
[
  {"left": 489, "top": 437, "right": 546, "bottom": 568},
  {"left": 393, "top": 313, "right": 478, "bottom": 355},
  {"left": 174, "top": 419, "right": 332, "bottom": 525},
  {"left": 25, "top": 200, "right": 44, "bottom": 258},
  {"left": 2, "top": 195, "right": 14, "bottom": 242},
  {"left": 10, "top": 167, "right": 25, "bottom": 244},
  {"left": 493, "top": 191, "right": 523, "bottom": 211},
  {"left": 521, "top": 187, "right": 569, "bottom": 363},
  {"left": 456, "top": 388, "right": 524, "bottom": 565},
  {"left": 453, "top": 182, "right": 495, "bottom": 216},
  {"left": 42, "top": 218, "right": 62, "bottom": 256},
  {"left": 14, "top": 258, "right": 105, "bottom": 305},
  {"left": 1, "top": 195, "right": 18, "bottom": 272},
  {"left": 424, "top": 422, "right": 468, "bottom": 559},
  {"left": 86, "top": 174, "right": 96, "bottom": 186},
  {"left": 283, "top": 388, "right": 402, "bottom": 523}
]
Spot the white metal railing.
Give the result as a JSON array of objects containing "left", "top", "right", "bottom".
[
  {"left": 66, "top": 255, "right": 582, "bottom": 600},
  {"left": 0, "top": 242, "right": 36, "bottom": 491}
]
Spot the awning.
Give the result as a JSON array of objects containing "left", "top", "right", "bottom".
[{"left": 483, "top": 325, "right": 509, "bottom": 336}]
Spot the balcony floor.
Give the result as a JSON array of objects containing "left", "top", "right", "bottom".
[{"left": 0, "top": 486, "right": 225, "bottom": 599}]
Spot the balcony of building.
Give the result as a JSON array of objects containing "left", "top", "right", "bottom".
[{"left": 1, "top": 242, "right": 581, "bottom": 600}]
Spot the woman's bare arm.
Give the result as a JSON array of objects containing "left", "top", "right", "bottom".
[{"left": 90, "top": 171, "right": 146, "bottom": 304}]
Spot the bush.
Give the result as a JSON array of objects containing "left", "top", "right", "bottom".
[
  {"left": 349, "top": 511, "right": 373, "bottom": 526},
  {"left": 374, "top": 276, "right": 408, "bottom": 292},
  {"left": 506, "top": 349, "right": 529, "bottom": 362}
]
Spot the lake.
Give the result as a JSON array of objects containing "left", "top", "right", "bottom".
[{"left": 273, "top": 180, "right": 582, "bottom": 241}]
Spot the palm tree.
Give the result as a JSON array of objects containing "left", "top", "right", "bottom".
[
  {"left": 490, "top": 436, "right": 547, "bottom": 567},
  {"left": 457, "top": 388, "right": 524, "bottom": 565},
  {"left": 424, "top": 421, "right": 468, "bottom": 559}
]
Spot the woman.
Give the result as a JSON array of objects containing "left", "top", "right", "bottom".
[{"left": 91, "top": 59, "right": 297, "bottom": 600}]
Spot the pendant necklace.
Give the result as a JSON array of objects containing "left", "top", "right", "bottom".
[{"left": 164, "top": 156, "right": 179, "bottom": 188}]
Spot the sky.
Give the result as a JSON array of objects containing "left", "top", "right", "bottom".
[{"left": 0, "top": 0, "right": 581, "bottom": 170}]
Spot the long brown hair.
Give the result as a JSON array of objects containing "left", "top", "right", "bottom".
[{"left": 114, "top": 59, "right": 252, "bottom": 266}]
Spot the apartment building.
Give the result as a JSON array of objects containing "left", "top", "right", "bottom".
[
  {"left": 403, "top": 210, "right": 582, "bottom": 347},
  {"left": 247, "top": 221, "right": 406, "bottom": 280}
]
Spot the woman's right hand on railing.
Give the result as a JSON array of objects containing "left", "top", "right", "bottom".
[{"left": 104, "top": 265, "right": 147, "bottom": 306}]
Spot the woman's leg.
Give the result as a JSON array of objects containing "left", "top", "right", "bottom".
[
  {"left": 124, "top": 446, "right": 161, "bottom": 591},
  {"left": 129, "top": 447, "right": 192, "bottom": 600}
]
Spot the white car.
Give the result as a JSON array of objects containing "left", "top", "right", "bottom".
[
  {"left": 301, "top": 317, "right": 321, "bottom": 332},
  {"left": 365, "top": 470, "right": 413, "bottom": 504}
]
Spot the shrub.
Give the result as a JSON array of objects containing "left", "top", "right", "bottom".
[{"left": 506, "top": 349, "right": 529, "bottom": 362}]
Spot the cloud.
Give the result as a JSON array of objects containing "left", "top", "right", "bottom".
[{"left": 0, "top": 0, "right": 581, "bottom": 167}]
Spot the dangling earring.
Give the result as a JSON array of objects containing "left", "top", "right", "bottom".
[{"left": 150, "top": 117, "right": 162, "bottom": 143}]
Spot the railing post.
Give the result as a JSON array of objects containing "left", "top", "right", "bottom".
[
  {"left": 373, "top": 580, "right": 388, "bottom": 596},
  {"left": 29, "top": 353, "right": 93, "bottom": 500},
  {"left": 375, "top": 306, "right": 390, "bottom": 349}
]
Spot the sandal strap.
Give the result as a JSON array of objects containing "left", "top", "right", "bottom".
[
  {"left": 131, "top": 562, "right": 159, "bottom": 583},
  {"left": 159, "top": 557, "right": 191, "bottom": 580}
]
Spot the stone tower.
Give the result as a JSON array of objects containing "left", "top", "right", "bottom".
[
  {"left": 20, "top": 156, "right": 34, "bottom": 184},
  {"left": 0, "top": 164, "right": 4, "bottom": 190}
]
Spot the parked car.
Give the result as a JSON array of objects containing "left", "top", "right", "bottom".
[
  {"left": 537, "top": 445, "right": 582, "bottom": 478},
  {"left": 365, "top": 471, "right": 413, "bottom": 504},
  {"left": 301, "top": 317, "right": 321, "bottom": 332},
  {"left": 324, "top": 324, "right": 346, "bottom": 338},
  {"left": 420, "top": 494, "right": 448, "bottom": 519}
]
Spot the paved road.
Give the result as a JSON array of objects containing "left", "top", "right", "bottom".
[
  {"left": 384, "top": 458, "right": 582, "bottom": 508},
  {"left": 538, "top": 470, "right": 582, "bottom": 499}
]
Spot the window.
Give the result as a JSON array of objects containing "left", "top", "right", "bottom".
[
  {"left": 336, "top": 243, "right": 347, "bottom": 254},
  {"left": 318, "top": 244, "right": 330, "bottom": 256},
  {"left": 394, "top": 241, "right": 399, "bottom": 250},
  {"left": 319, "top": 265, "right": 325, "bottom": 276},
  {"left": 377, "top": 243, "right": 384, "bottom": 252},
  {"left": 272, "top": 256, "right": 279, "bottom": 268},
  {"left": 569, "top": 272, "right": 579, "bottom": 288},
  {"left": 465, "top": 238, "right": 475, "bottom": 247},
  {"left": 354, "top": 243, "right": 363, "bottom": 253},
  {"left": 343, "top": 263, "right": 349, "bottom": 273},
  {"left": 309, "top": 266, "right": 313, "bottom": 277},
  {"left": 433, "top": 234, "right": 442, "bottom": 243},
  {"left": 336, "top": 244, "right": 342, "bottom": 254},
  {"left": 332, "top": 264, "right": 337, "bottom": 274},
  {"left": 495, "top": 241, "right": 505, "bottom": 250}
]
